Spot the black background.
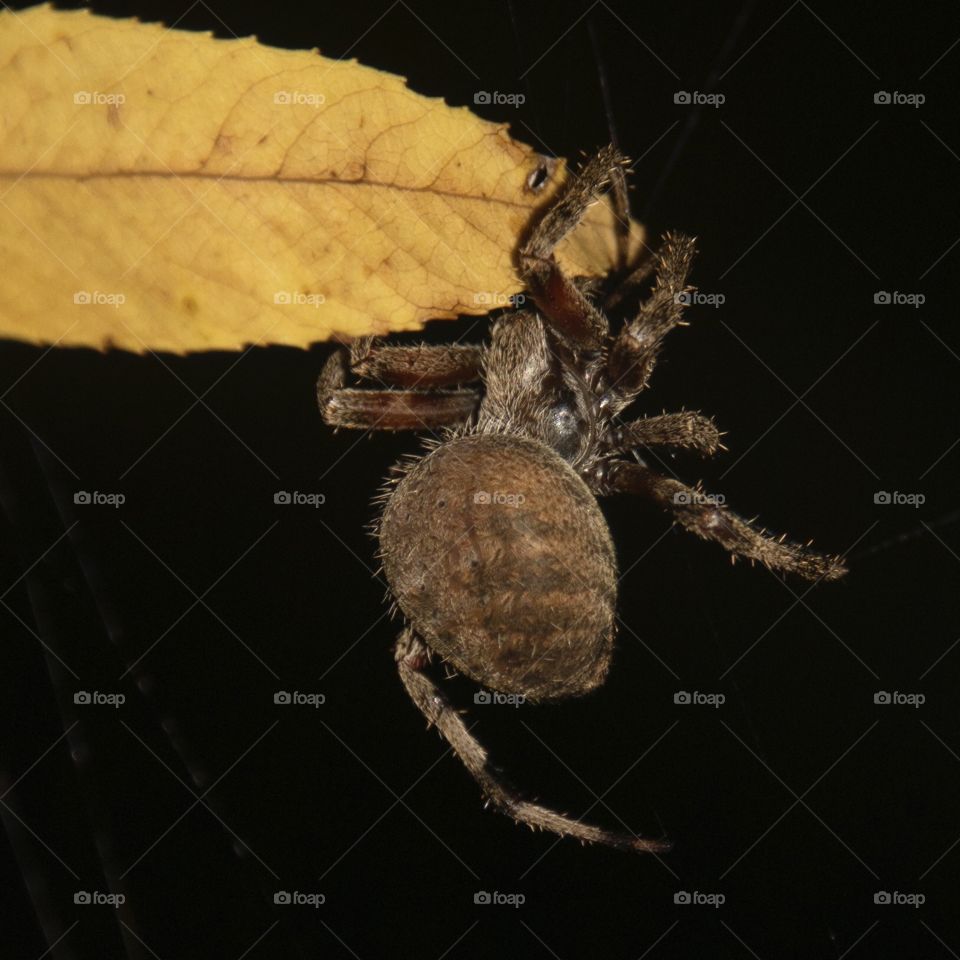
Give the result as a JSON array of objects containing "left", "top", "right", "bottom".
[{"left": 2, "top": 1, "right": 959, "bottom": 958}]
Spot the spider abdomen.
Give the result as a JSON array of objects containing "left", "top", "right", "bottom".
[{"left": 379, "top": 433, "right": 617, "bottom": 701}]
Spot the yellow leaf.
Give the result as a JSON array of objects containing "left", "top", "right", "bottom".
[{"left": 0, "top": 5, "right": 644, "bottom": 354}]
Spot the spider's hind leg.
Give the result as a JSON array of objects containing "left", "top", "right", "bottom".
[
  {"left": 606, "top": 461, "right": 847, "bottom": 581},
  {"left": 394, "top": 627, "right": 671, "bottom": 855}
]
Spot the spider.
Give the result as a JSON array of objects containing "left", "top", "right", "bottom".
[{"left": 317, "top": 145, "right": 847, "bottom": 853}]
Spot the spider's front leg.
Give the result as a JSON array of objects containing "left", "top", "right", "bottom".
[
  {"left": 604, "top": 233, "right": 697, "bottom": 408},
  {"left": 345, "top": 337, "right": 483, "bottom": 388},
  {"left": 605, "top": 461, "right": 847, "bottom": 582},
  {"left": 318, "top": 338, "right": 482, "bottom": 431},
  {"left": 518, "top": 145, "right": 629, "bottom": 350},
  {"left": 394, "top": 627, "right": 671, "bottom": 855},
  {"left": 610, "top": 411, "right": 723, "bottom": 459}
]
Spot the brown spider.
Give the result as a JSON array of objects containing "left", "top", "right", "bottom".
[{"left": 317, "top": 145, "right": 847, "bottom": 853}]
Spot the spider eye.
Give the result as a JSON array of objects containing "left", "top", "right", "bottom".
[{"left": 544, "top": 401, "right": 584, "bottom": 461}]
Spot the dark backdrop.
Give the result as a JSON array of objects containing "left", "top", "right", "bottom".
[{"left": 2, "top": 1, "right": 959, "bottom": 958}]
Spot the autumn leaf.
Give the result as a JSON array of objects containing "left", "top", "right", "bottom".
[{"left": 0, "top": 5, "right": 644, "bottom": 354}]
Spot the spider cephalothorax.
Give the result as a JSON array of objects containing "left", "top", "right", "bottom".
[{"left": 318, "top": 146, "right": 846, "bottom": 853}]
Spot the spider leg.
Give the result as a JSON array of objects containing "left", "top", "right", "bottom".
[
  {"left": 605, "top": 233, "right": 696, "bottom": 406},
  {"left": 394, "top": 627, "right": 671, "bottom": 855},
  {"left": 605, "top": 461, "right": 847, "bottom": 581},
  {"left": 518, "top": 145, "right": 627, "bottom": 350},
  {"left": 318, "top": 349, "right": 479, "bottom": 430},
  {"left": 346, "top": 337, "right": 483, "bottom": 388},
  {"left": 611, "top": 411, "right": 722, "bottom": 458}
]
